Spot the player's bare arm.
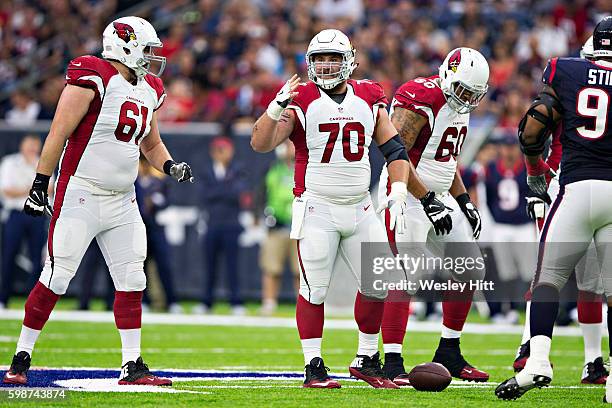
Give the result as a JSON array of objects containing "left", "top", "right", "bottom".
[
  {"left": 140, "top": 112, "right": 194, "bottom": 183},
  {"left": 390, "top": 106, "right": 430, "bottom": 199},
  {"left": 374, "top": 107, "right": 409, "bottom": 185},
  {"left": 372, "top": 107, "right": 410, "bottom": 233},
  {"left": 391, "top": 106, "right": 427, "bottom": 150},
  {"left": 251, "top": 74, "right": 300, "bottom": 153},
  {"left": 23, "top": 84, "right": 94, "bottom": 217},
  {"left": 38, "top": 85, "right": 95, "bottom": 177},
  {"left": 519, "top": 84, "right": 562, "bottom": 195},
  {"left": 449, "top": 168, "right": 467, "bottom": 198}
]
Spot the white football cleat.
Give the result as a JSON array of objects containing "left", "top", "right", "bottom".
[{"left": 496, "top": 358, "right": 552, "bottom": 400}]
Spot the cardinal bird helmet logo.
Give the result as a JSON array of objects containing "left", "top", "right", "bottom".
[
  {"left": 113, "top": 22, "right": 137, "bottom": 43},
  {"left": 448, "top": 49, "right": 462, "bottom": 73}
]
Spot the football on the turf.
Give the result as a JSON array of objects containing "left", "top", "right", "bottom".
[{"left": 407, "top": 362, "right": 452, "bottom": 391}]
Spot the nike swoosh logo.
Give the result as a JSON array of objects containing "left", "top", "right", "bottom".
[
  {"left": 72, "top": 62, "right": 82, "bottom": 67},
  {"left": 464, "top": 369, "right": 473, "bottom": 374},
  {"left": 376, "top": 379, "right": 383, "bottom": 385},
  {"left": 316, "top": 380, "right": 334, "bottom": 386},
  {"left": 5, "top": 373, "right": 18, "bottom": 379},
  {"left": 131, "top": 198, "right": 136, "bottom": 203},
  {"left": 364, "top": 205, "right": 370, "bottom": 211},
  {"left": 407, "top": 92, "right": 416, "bottom": 98}
]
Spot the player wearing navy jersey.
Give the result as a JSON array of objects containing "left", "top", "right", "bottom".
[
  {"left": 485, "top": 136, "right": 537, "bottom": 323},
  {"left": 496, "top": 17, "right": 612, "bottom": 401},
  {"left": 512, "top": 37, "right": 608, "bottom": 386}
]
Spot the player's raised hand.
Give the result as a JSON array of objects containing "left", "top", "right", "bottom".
[
  {"left": 376, "top": 182, "right": 408, "bottom": 234},
  {"left": 420, "top": 191, "right": 452, "bottom": 235},
  {"left": 266, "top": 74, "right": 301, "bottom": 120},
  {"left": 166, "top": 161, "right": 194, "bottom": 183},
  {"left": 23, "top": 173, "right": 53, "bottom": 217}
]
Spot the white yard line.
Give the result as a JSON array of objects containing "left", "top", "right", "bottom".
[{"left": 0, "top": 310, "right": 588, "bottom": 337}]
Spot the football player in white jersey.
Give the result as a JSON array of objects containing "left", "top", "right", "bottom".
[
  {"left": 378, "top": 48, "right": 491, "bottom": 385},
  {"left": 251, "top": 29, "right": 450, "bottom": 389},
  {"left": 3, "top": 16, "right": 193, "bottom": 387}
]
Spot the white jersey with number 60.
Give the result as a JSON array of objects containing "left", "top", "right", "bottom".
[{"left": 382, "top": 75, "right": 470, "bottom": 195}]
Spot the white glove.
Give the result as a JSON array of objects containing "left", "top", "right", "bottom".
[
  {"left": 266, "top": 74, "right": 300, "bottom": 121},
  {"left": 376, "top": 182, "right": 408, "bottom": 234}
]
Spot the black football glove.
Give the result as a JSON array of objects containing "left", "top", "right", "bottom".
[
  {"left": 455, "top": 193, "right": 481, "bottom": 240},
  {"left": 23, "top": 173, "right": 53, "bottom": 217},
  {"left": 526, "top": 195, "right": 548, "bottom": 221},
  {"left": 164, "top": 160, "right": 194, "bottom": 183},
  {"left": 420, "top": 191, "right": 452, "bottom": 235}
]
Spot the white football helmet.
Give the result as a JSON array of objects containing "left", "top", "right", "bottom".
[
  {"left": 306, "top": 29, "right": 356, "bottom": 90},
  {"left": 102, "top": 16, "right": 166, "bottom": 78},
  {"left": 580, "top": 36, "right": 594, "bottom": 59},
  {"left": 439, "top": 47, "right": 489, "bottom": 114}
]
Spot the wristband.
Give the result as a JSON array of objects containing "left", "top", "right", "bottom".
[
  {"left": 525, "top": 158, "right": 549, "bottom": 176},
  {"left": 389, "top": 182, "right": 408, "bottom": 201},
  {"left": 32, "top": 173, "right": 51, "bottom": 191},
  {"left": 163, "top": 160, "right": 176, "bottom": 176},
  {"left": 266, "top": 100, "right": 285, "bottom": 121},
  {"left": 455, "top": 193, "right": 471, "bottom": 208}
]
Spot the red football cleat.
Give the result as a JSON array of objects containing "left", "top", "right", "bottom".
[
  {"left": 513, "top": 342, "right": 529, "bottom": 372},
  {"left": 382, "top": 353, "right": 411, "bottom": 386},
  {"left": 457, "top": 365, "right": 490, "bottom": 382},
  {"left": 349, "top": 352, "right": 400, "bottom": 389},
  {"left": 118, "top": 357, "right": 172, "bottom": 386},
  {"left": 3, "top": 351, "right": 30, "bottom": 385},
  {"left": 433, "top": 339, "right": 489, "bottom": 382},
  {"left": 581, "top": 357, "right": 608, "bottom": 384},
  {"left": 303, "top": 357, "right": 341, "bottom": 388}
]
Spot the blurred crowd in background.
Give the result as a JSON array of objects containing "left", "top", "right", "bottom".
[
  {"left": 0, "top": 0, "right": 608, "bottom": 126},
  {"left": 0, "top": 1, "right": 608, "bottom": 322}
]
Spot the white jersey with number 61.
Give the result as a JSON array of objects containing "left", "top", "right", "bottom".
[{"left": 61, "top": 55, "right": 166, "bottom": 192}]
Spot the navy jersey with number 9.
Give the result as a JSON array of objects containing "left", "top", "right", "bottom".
[{"left": 542, "top": 58, "right": 612, "bottom": 186}]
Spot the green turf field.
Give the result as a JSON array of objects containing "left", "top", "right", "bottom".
[{"left": 0, "top": 311, "right": 606, "bottom": 407}]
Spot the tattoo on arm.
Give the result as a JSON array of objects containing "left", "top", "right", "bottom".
[
  {"left": 279, "top": 111, "right": 291, "bottom": 123},
  {"left": 391, "top": 108, "right": 427, "bottom": 150}
]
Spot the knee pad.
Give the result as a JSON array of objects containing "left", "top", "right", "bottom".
[
  {"left": 299, "top": 286, "right": 328, "bottom": 305},
  {"left": 110, "top": 262, "right": 147, "bottom": 292},
  {"left": 40, "top": 259, "right": 77, "bottom": 295}
]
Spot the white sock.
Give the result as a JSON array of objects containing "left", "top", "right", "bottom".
[
  {"left": 16, "top": 326, "right": 41, "bottom": 356},
  {"left": 521, "top": 301, "right": 531, "bottom": 344},
  {"left": 529, "top": 335, "right": 552, "bottom": 363},
  {"left": 357, "top": 331, "right": 379, "bottom": 357},
  {"left": 301, "top": 338, "right": 322, "bottom": 365},
  {"left": 580, "top": 322, "right": 603, "bottom": 364},
  {"left": 383, "top": 343, "right": 402, "bottom": 354},
  {"left": 118, "top": 328, "right": 141, "bottom": 366},
  {"left": 441, "top": 325, "right": 461, "bottom": 339}
]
